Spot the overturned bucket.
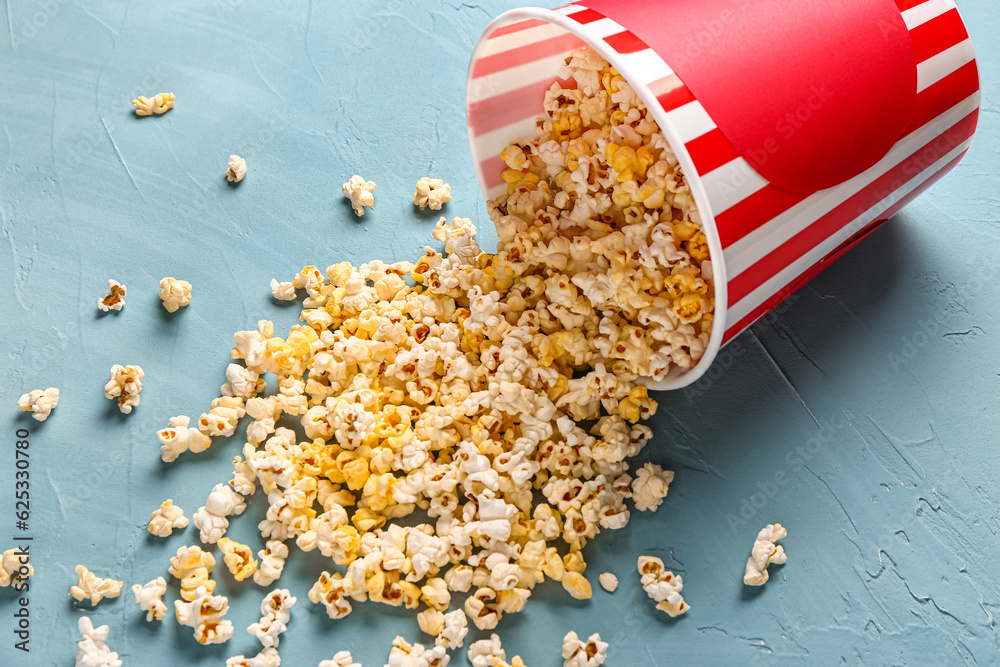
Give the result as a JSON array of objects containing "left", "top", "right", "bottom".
[{"left": 465, "top": 0, "right": 981, "bottom": 389}]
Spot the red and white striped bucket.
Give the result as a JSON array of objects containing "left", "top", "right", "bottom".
[{"left": 466, "top": 0, "right": 981, "bottom": 390}]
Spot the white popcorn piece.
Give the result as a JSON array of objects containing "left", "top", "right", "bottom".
[
  {"left": 562, "top": 631, "right": 608, "bottom": 667},
  {"left": 254, "top": 540, "right": 289, "bottom": 587},
  {"left": 631, "top": 463, "right": 674, "bottom": 512},
  {"left": 103, "top": 364, "right": 143, "bottom": 414},
  {"left": 435, "top": 609, "right": 469, "bottom": 651},
  {"left": 270, "top": 279, "right": 297, "bottom": 301},
  {"left": 158, "top": 415, "right": 212, "bottom": 462},
  {"left": 159, "top": 277, "right": 193, "bottom": 312},
  {"left": 147, "top": 499, "right": 190, "bottom": 537},
  {"left": 174, "top": 585, "right": 234, "bottom": 645},
  {"left": 132, "top": 577, "right": 168, "bottom": 621},
  {"left": 198, "top": 396, "right": 247, "bottom": 437},
  {"left": 248, "top": 589, "right": 297, "bottom": 648},
  {"left": 98, "top": 279, "right": 126, "bottom": 312},
  {"left": 386, "top": 635, "right": 449, "bottom": 667},
  {"left": 227, "top": 647, "right": 281, "bottom": 667},
  {"left": 342, "top": 175, "right": 376, "bottom": 216},
  {"left": 598, "top": 572, "right": 618, "bottom": 593},
  {"left": 743, "top": 523, "right": 787, "bottom": 586},
  {"left": 413, "top": 177, "right": 452, "bottom": 211},
  {"left": 132, "top": 92, "right": 174, "bottom": 116},
  {"left": 319, "top": 650, "right": 360, "bottom": 667},
  {"left": 70, "top": 565, "right": 123, "bottom": 606},
  {"left": 467, "top": 633, "right": 525, "bottom": 667},
  {"left": 193, "top": 483, "right": 247, "bottom": 544},
  {"left": 0, "top": 548, "right": 33, "bottom": 587},
  {"left": 17, "top": 387, "right": 59, "bottom": 421},
  {"left": 637, "top": 556, "right": 689, "bottom": 617},
  {"left": 76, "top": 616, "right": 122, "bottom": 667},
  {"left": 227, "top": 155, "right": 247, "bottom": 183}
]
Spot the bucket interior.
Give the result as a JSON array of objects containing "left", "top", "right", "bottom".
[{"left": 465, "top": 8, "right": 728, "bottom": 390}]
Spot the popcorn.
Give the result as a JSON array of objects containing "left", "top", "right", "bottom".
[
  {"left": 247, "top": 588, "right": 297, "bottom": 648},
  {"left": 169, "top": 545, "right": 217, "bottom": 601},
  {"left": 270, "top": 279, "right": 297, "bottom": 301},
  {"left": 637, "top": 556, "right": 689, "bottom": 617},
  {"left": 159, "top": 277, "right": 192, "bottom": 312},
  {"left": 70, "top": 565, "right": 123, "bottom": 606},
  {"left": 103, "top": 364, "right": 143, "bottom": 413},
  {"left": 631, "top": 463, "right": 673, "bottom": 512},
  {"left": 0, "top": 548, "right": 32, "bottom": 587},
  {"left": 562, "top": 631, "right": 608, "bottom": 667},
  {"left": 319, "top": 651, "right": 361, "bottom": 667},
  {"left": 158, "top": 415, "right": 213, "bottom": 462},
  {"left": 254, "top": 540, "right": 289, "bottom": 586},
  {"left": 436, "top": 609, "right": 469, "bottom": 650},
  {"left": 308, "top": 571, "right": 353, "bottom": 619},
  {"left": 193, "top": 483, "right": 247, "bottom": 544},
  {"left": 598, "top": 572, "right": 618, "bottom": 592},
  {"left": 413, "top": 177, "right": 453, "bottom": 211},
  {"left": 465, "top": 587, "right": 501, "bottom": 630},
  {"left": 174, "top": 584, "right": 234, "bottom": 644},
  {"left": 147, "top": 499, "right": 190, "bottom": 537},
  {"left": 17, "top": 387, "right": 59, "bottom": 421},
  {"left": 198, "top": 396, "right": 246, "bottom": 437},
  {"left": 418, "top": 608, "right": 445, "bottom": 637},
  {"left": 98, "top": 279, "right": 126, "bottom": 312},
  {"left": 219, "top": 537, "right": 259, "bottom": 581},
  {"left": 76, "top": 616, "right": 122, "bottom": 667},
  {"left": 227, "top": 155, "right": 247, "bottom": 183},
  {"left": 132, "top": 577, "right": 168, "bottom": 621},
  {"left": 132, "top": 92, "right": 174, "bottom": 115},
  {"left": 468, "top": 633, "right": 526, "bottom": 667},
  {"left": 227, "top": 648, "right": 281, "bottom": 667},
  {"left": 342, "top": 175, "right": 376, "bottom": 216},
  {"left": 743, "top": 523, "right": 787, "bottom": 586},
  {"left": 561, "top": 571, "right": 593, "bottom": 600},
  {"left": 385, "top": 635, "right": 449, "bottom": 667}
]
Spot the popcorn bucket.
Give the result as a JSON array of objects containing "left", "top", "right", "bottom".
[{"left": 465, "top": 0, "right": 981, "bottom": 390}]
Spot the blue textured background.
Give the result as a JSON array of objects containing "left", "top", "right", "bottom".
[{"left": 1, "top": 1, "right": 998, "bottom": 665}]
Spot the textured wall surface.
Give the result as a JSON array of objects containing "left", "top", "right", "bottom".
[{"left": 1, "top": 1, "right": 998, "bottom": 665}]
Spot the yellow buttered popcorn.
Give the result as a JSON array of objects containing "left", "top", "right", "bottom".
[
  {"left": 132, "top": 92, "right": 174, "bottom": 115},
  {"left": 218, "top": 538, "right": 258, "bottom": 582}
]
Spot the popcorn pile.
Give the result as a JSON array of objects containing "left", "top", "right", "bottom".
[{"left": 487, "top": 48, "right": 714, "bottom": 381}]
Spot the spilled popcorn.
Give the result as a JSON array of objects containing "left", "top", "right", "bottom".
[
  {"left": 319, "top": 651, "right": 361, "bottom": 667},
  {"left": 0, "top": 548, "right": 32, "bottom": 588},
  {"left": 157, "top": 415, "right": 212, "bottom": 462},
  {"left": 743, "top": 523, "right": 787, "bottom": 586},
  {"left": 175, "top": 584, "right": 234, "bottom": 644},
  {"left": 227, "top": 155, "right": 248, "bottom": 183},
  {"left": 159, "top": 277, "right": 193, "bottom": 312},
  {"left": 76, "top": 617, "right": 122, "bottom": 667},
  {"left": 147, "top": 499, "right": 190, "bottom": 537},
  {"left": 132, "top": 576, "right": 168, "bottom": 621},
  {"left": 70, "top": 565, "right": 123, "bottom": 606},
  {"left": 103, "top": 364, "right": 143, "bottom": 414},
  {"left": 17, "top": 387, "right": 59, "bottom": 422},
  {"left": 343, "top": 175, "right": 377, "bottom": 216},
  {"left": 468, "top": 633, "right": 526, "bottom": 667},
  {"left": 637, "top": 556, "right": 688, "bottom": 617},
  {"left": 169, "top": 545, "right": 217, "bottom": 601},
  {"left": 247, "top": 588, "right": 297, "bottom": 648},
  {"left": 597, "top": 572, "right": 617, "bottom": 593},
  {"left": 98, "top": 279, "right": 126, "bottom": 312},
  {"left": 133, "top": 92, "right": 175, "bottom": 116},
  {"left": 413, "top": 177, "right": 453, "bottom": 211},
  {"left": 219, "top": 537, "right": 259, "bottom": 581},
  {"left": 227, "top": 648, "right": 281, "bottom": 667},
  {"left": 562, "top": 630, "right": 608, "bottom": 667},
  {"left": 270, "top": 279, "right": 297, "bottom": 301}
]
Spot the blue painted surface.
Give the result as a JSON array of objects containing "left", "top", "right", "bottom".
[{"left": 0, "top": 1, "right": 998, "bottom": 665}]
